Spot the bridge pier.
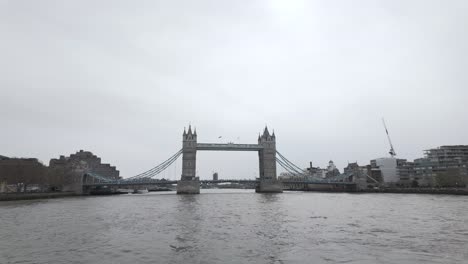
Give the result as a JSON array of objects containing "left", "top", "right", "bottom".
[
  {"left": 256, "top": 179, "right": 283, "bottom": 193},
  {"left": 176, "top": 178, "right": 200, "bottom": 194}
]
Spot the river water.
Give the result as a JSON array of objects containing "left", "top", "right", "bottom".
[{"left": 0, "top": 190, "right": 467, "bottom": 264}]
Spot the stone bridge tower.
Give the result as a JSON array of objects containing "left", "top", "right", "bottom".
[
  {"left": 258, "top": 127, "right": 277, "bottom": 180},
  {"left": 256, "top": 127, "right": 282, "bottom": 193},
  {"left": 181, "top": 125, "right": 197, "bottom": 180},
  {"left": 177, "top": 125, "right": 200, "bottom": 194}
]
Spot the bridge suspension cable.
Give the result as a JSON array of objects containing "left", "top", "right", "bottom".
[
  {"left": 275, "top": 150, "right": 325, "bottom": 182},
  {"left": 127, "top": 149, "right": 183, "bottom": 180},
  {"left": 276, "top": 151, "right": 309, "bottom": 174},
  {"left": 275, "top": 153, "right": 307, "bottom": 176},
  {"left": 276, "top": 157, "right": 302, "bottom": 175},
  {"left": 83, "top": 149, "right": 182, "bottom": 184}
]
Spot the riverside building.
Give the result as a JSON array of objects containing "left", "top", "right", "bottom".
[
  {"left": 49, "top": 150, "right": 120, "bottom": 180},
  {"left": 370, "top": 158, "right": 415, "bottom": 187},
  {"left": 414, "top": 145, "right": 468, "bottom": 187}
]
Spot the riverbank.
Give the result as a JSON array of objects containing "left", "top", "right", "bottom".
[
  {"left": 286, "top": 187, "right": 468, "bottom": 195},
  {"left": 362, "top": 187, "right": 468, "bottom": 195},
  {"left": 0, "top": 192, "right": 78, "bottom": 201}
]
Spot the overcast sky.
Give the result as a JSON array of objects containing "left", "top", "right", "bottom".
[{"left": 1, "top": 0, "right": 467, "bottom": 180}]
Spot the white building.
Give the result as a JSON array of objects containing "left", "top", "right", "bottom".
[{"left": 371, "top": 157, "right": 399, "bottom": 183}]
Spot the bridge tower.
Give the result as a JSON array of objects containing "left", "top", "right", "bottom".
[
  {"left": 256, "top": 127, "right": 283, "bottom": 193},
  {"left": 177, "top": 125, "right": 200, "bottom": 194}
]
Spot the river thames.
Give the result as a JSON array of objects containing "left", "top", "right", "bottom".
[{"left": 0, "top": 190, "right": 467, "bottom": 264}]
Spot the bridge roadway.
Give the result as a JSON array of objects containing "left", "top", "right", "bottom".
[{"left": 83, "top": 179, "right": 356, "bottom": 187}]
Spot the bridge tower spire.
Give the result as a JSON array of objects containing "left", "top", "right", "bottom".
[{"left": 177, "top": 124, "right": 200, "bottom": 194}]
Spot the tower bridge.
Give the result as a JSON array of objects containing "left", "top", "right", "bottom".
[
  {"left": 178, "top": 125, "right": 281, "bottom": 194},
  {"left": 81, "top": 125, "right": 357, "bottom": 194}
]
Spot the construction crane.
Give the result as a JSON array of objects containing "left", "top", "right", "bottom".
[{"left": 382, "top": 118, "right": 397, "bottom": 157}]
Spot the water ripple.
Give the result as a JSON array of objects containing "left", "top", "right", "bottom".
[{"left": 0, "top": 190, "right": 467, "bottom": 264}]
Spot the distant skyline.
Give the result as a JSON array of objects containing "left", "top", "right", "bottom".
[{"left": 1, "top": 0, "right": 467, "bottom": 179}]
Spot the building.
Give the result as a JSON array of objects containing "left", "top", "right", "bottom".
[
  {"left": 326, "top": 160, "right": 340, "bottom": 178},
  {"left": 413, "top": 158, "right": 435, "bottom": 186},
  {"left": 396, "top": 159, "right": 415, "bottom": 186},
  {"left": 414, "top": 145, "right": 468, "bottom": 187},
  {"left": 213, "top": 172, "right": 218, "bottom": 181},
  {"left": 49, "top": 150, "right": 120, "bottom": 180},
  {"left": 370, "top": 157, "right": 415, "bottom": 186},
  {"left": 306, "top": 162, "right": 327, "bottom": 179},
  {"left": 1, "top": 151, "right": 121, "bottom": 193},
  {"left": 425, "top": 145, "right": 468, "bottom": 166},
  {"left": 342, "top": 162, "right": 369, "bottom": 190},
  {"left": 369, "top": 145, "right": 468, "bottom": 187},
  {"left": 48, "top": 150, "right": 121, "bottom": 192},
  {"left": 366, "top": 165, "right": 383, "bottom": 184},
  {"left": 371, "top": 157, "right": 398, "bottom": 183},
  {"left": 343, "top": 162, "right": 360, "bottom": 175}
]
